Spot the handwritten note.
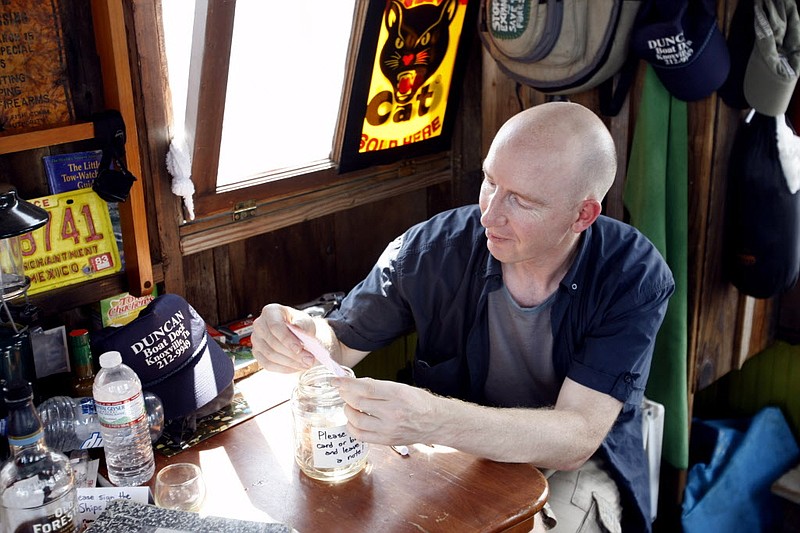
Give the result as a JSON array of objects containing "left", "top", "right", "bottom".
[
  {"left": 77, "top": 486, "right": 150, "bottom": 524},
  {"left": 312, "top": 424, "right": 366, "bottom": 468},
  {"left": 287, "top": 323, "right": 348, "bottom": 377}
]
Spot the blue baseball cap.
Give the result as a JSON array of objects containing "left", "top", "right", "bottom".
[
  {"left": 632, "top": 0, "right": 730, "bottom": 101},
  {"left": 92, "top": 293, "right": 234, "bottom": 421}
]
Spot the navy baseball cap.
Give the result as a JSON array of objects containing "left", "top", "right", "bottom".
[
  {"left": 92, "top": 293, "right": 234, "bottom": 421},
  {"left": 632, "top": 0, "right": 730, "bottom": 101}
]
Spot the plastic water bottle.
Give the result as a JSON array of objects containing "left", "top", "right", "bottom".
[
  {"left": 34, "top": 392, "right": 165, "bottom": 452},
  {"left": 93, "top": 350, "right": 155, "bottom": 486}
]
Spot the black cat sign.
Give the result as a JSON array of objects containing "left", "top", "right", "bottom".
[{"left": 339, "top": 0, "right": 475, "bottom": 172}]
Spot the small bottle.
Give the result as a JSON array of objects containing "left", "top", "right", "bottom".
[
  {"left": 33, "top": 392, "right": 165, "bottom": 452},
  {"left": 68, "top": 329, "right": 95, "bottom": 397},
  {"left": 93, "top": 351, "right": 155, "bottom": 486},
  {"left": 0, "top": 382, "right": 78, "bottom": 533},
  {"left": 291, "top": 365, "right": 368, "bottom": 482}
]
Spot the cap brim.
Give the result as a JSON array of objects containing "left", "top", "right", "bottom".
[
  {"left": 744, "top": 47, "right": 799, "bottom": 116},
  {"left": 142, "top": 333, "right": 234, "bottom": 421}
]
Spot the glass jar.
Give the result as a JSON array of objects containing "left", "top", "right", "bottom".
[{"left": 291, "top": 365, "right": 368, "bottom": 482}]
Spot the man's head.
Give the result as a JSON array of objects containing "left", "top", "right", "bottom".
[{"left": 479, "top": 102, "right": 617, "bottom": 266}]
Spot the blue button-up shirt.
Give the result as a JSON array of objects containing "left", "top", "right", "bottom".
[{"left": 328, "top": 205, "right": 674, "bottom": 532}]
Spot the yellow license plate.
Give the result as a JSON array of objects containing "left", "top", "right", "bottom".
[{"left": 22, "top": 190, "right": 122, "bottom": 296}]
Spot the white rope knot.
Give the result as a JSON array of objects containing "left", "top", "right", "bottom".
[{"left": 166, "top": 135, "right": 196, "bottom": 220}]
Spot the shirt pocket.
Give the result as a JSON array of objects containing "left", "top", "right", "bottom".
[{"left": 413, "top": 356, "right": 468, "bottom": 398}]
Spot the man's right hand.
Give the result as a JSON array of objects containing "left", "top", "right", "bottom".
[{"left": 251, "top": 303, "right": 317, "bottom": 373}]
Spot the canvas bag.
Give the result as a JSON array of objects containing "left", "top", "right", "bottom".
[{"left": 479, "top": 0, "right": 642, "bottom": 115}]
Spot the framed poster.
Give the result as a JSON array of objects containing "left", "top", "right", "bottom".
[
  {"left": 337, "top": 0, "right": 476, "bottom": 172},
  {"left": 0, "top": 0, "right": 74, "bottom": 133}
]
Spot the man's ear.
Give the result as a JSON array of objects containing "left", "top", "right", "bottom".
[{"left": 572, "top": 199, "right": 602, "bottom": 233}]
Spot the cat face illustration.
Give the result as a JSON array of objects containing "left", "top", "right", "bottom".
[{"left": 379, "top": 0, "right": 458, "bottom": 105}]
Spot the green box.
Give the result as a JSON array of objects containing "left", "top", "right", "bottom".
[{"left": 96, "top": 288, "right": 159, "bottom": 327}]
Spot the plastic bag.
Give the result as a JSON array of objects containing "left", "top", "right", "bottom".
[{"left": 682, "top": 406, "right": 799, "bottom": 532}]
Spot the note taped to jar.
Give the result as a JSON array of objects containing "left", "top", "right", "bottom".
[
  {"left": 312, "top": 424, "right": 366, "bottom": 468},
  {"left": 22, "top": 189, "right": 122, "bottom": 295}
]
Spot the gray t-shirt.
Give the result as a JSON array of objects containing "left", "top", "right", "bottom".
[{"left": 484, "top": 284, "right": 559, "bottom": 407}]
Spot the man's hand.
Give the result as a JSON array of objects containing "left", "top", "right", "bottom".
[
  {"left": 251, "top": 303, "right": 317, "bottom": 373},
  {"left": 333, "top": 376, "right": 622, "bottom": 469},
  {"left": 332, "top": 376, "right": 441, "bottom": 446}
]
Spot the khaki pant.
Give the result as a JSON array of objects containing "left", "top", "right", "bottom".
[{"left": 533, "top": 456, "right": 622, "bottom": 533}]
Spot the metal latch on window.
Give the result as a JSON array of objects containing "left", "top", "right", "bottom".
[{"left": 233, "top": 200, "right": 257, "bottom": 221}]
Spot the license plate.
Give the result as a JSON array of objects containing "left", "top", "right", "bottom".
[{"left": 22, "top": 189, "right": 122, "bottom": 296}]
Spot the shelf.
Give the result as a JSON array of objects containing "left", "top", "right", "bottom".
[
  {"left": 0, "top": 123, "right": 95, "bottom": 154},
  {"left": 26, "top": 261, "right": 164, "bottom": 316},
  {"left": 0, "top": 1, "right": 154, "bottom": 300}
]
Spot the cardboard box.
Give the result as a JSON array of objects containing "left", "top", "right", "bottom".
[{"left": 95, "top": 289, "right": 158, "bottom": 328}]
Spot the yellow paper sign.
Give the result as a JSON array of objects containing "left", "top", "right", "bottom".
[{"left": 22, "top": 190, "right": 122, "bottom": 295}]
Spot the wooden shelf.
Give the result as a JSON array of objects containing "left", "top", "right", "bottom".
[
  {"left": 27, "top": 261, "right": 163, "bottom": 315},
  {"left": 0, "top": 123, "right": 95, "bottom": 154},
  {"left": 0, "top": 1, "right": 155, "bottom": 299}
]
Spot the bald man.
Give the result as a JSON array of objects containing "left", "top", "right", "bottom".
[{"left": 252, "top": 102, "right": 674, "bottom": 532}]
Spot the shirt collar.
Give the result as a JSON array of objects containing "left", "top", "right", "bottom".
[
  {"left": 480, "top": 220, "right": 595, "bottom": 295},
  {"left": 560, "top": 222, "right": 593, "bottom": 295}
]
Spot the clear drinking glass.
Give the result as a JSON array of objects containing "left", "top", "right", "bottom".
[{"left": 153, "top": 463, "right": 206, "bottom": 512}]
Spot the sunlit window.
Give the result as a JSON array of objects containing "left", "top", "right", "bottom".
[{"left": 162, "top": 0, "right": 357, "bottom": 191}]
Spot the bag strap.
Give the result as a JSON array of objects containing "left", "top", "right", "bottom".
[
  {"left": 598, "top": 51, "right": 638, "bottom": 117},
  {"left": 599, "top": 0, "right": 652, "bottom": 117}
]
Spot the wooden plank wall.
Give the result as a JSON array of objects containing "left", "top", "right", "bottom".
[
  {"left": 124, "top": 0, "right": 780, "bottom": 398},
  {"left": 481, "top": 0, "right": 776, "bottom": 409},
  {"left": 128, "top": 0, "right": 471, "bottom": 361}
]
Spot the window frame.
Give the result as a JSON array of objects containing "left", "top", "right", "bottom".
[{"left": 175, "top": 0, "right": 455, "bottom": 255}]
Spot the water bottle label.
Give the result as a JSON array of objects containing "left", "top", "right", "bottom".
[
  {"left": 79, "top": 431, "right": 103, "bottom": 449},
  {"left": 95, "top": 392, "right": 146, "bottom": 429},
  {"left": 78, "top": 397, "right": 97, "bottom": 416}
]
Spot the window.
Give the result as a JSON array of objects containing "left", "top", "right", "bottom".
[
  {"left": 158, "top": 1, "right": 463, "bottom": 254},
  {"left": 163, "top": 0, "right": 356, "bottom": 192}
]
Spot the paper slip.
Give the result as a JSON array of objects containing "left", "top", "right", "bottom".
[
  {"left": 287, "top": 323, "right": 348, "bottom": 377},
  {"left": 77, "top": 486, "right": 150, "bottom": 524}
]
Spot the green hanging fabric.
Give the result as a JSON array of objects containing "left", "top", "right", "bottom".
[{"left": 624, "top": 65, "right": 689, "bottom": 469}]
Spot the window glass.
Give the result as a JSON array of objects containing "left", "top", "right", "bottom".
[{"left": 162, "top": 1, "right": 357, "bottom": 191}]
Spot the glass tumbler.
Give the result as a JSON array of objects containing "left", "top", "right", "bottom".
[
  {"left": 154, "top": 462, "right": 206, "bottom": 512},
  {"left": 291, "top": 365, "right": 368, "bottom": 482}
]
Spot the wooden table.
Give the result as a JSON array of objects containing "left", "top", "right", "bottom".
[{"left": 148, "top": 371, "right": 549, "bottom": 533}]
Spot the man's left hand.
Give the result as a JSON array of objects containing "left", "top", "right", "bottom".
[{"left": 332, "top": 376, "right": 440, "bottom": 446}]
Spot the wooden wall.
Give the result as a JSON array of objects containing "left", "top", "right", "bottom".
[
  {"left": 129, "top": 0, "right": 483, "bottom": 332},
  {"left": 123, "top": 0, "right": 782, "bottom": 397},
  {"left": 1, "top": 0, "right": 793, "bottom": 522},
  {"left": 0, "top": 0, "right": 779, "bottom": 426}
]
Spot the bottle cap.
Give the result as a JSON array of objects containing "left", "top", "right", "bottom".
[
  {"left": 69, "top": 329, "right": 90, "bottom": 344},
  {"left": 99, "top": 350, "right": 123, "bottom": 368},
  {"left": 2, "top": 381, "right": 32, "bottom": 403}
]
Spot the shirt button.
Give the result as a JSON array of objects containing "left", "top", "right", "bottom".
[
  {"left": 624, "top": 374, "right": 633, "bottom": 384},
  {"left": 571, "top": 283, "right": 578, "bottom": 290}
]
